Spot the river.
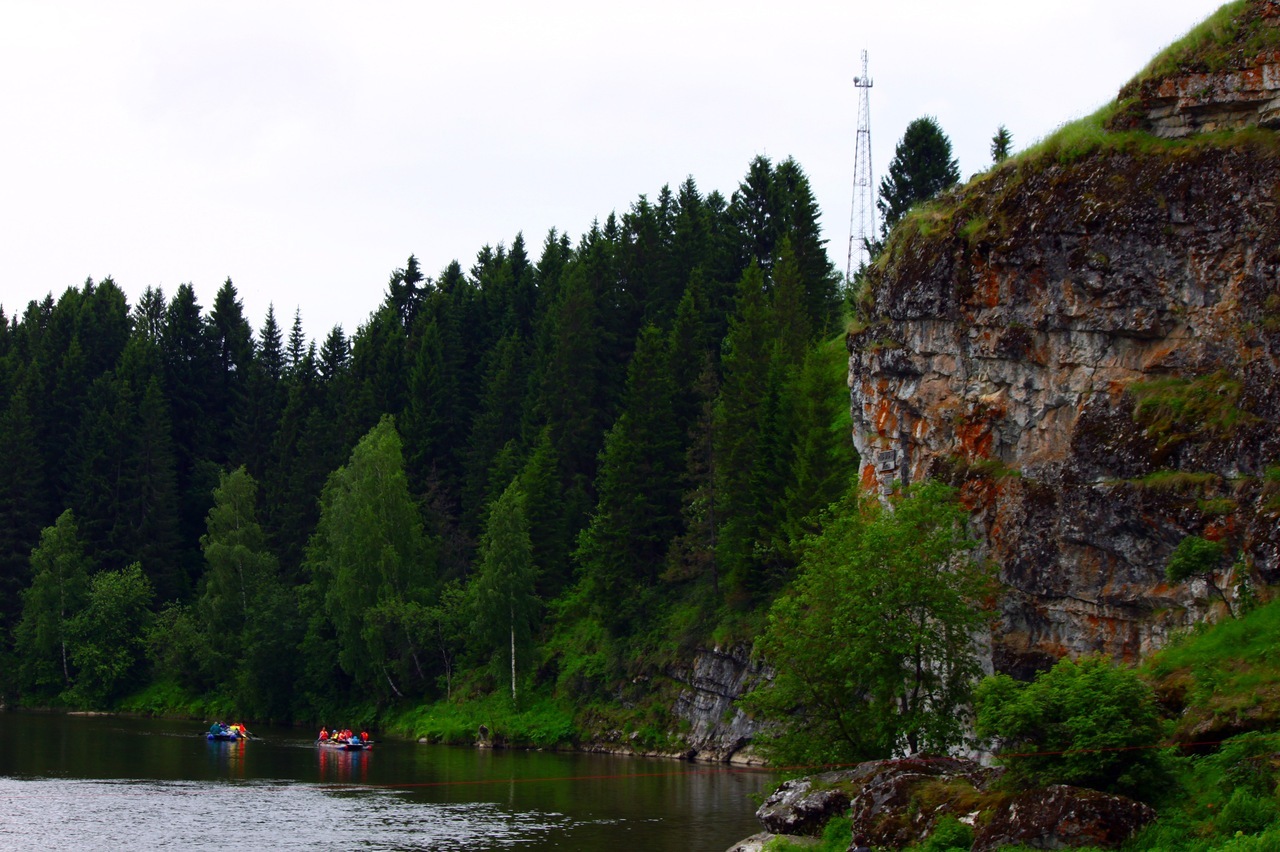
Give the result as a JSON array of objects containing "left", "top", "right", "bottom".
[{"left": 0, "top": 712, "right": 775, "bottom": 851}]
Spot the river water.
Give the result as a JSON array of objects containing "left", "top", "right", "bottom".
[{"left": 0, "top": 712, "right": 775, "bottom": 851}]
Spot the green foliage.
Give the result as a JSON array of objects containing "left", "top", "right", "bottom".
[
  {"left": 0, "top": 152, "right": 864, "bottom": 735},
  {"left": 916, "top": 814, "right": 973, "bottom": 851},
  {"left": 1263, "top": 465, "right": 1280, "bottom": 513},
  {"left": 472, "top": 479, "right": 538, "bottom": 704},
  {"left": 990, "top": 125, "right": 1012, "bottom": 164},
  {"left": 1122, "top": 1, "right": 1265, "bottom": 88},
  {"left": 974, "top": 656, "right": 1165, "bottom": 798},
  {"left": 1167, "top": 535, "right": 1227, "bottom": 584},
  {"left": 1130, "top": 371, "right": 1260, "bottom": 450},
  {"left": 1146, "top": 598, "right": 1280, "bottom": 739},
  {"left": 878, "top": 116, "right": 961, "bottom": 238},
  {"left": 304, "top": 415, "right": 436, "bottom": 700},
  {"left": 575, "top": 324, "right": 685, "bottom": 634},
  {"left": 384, "top": 691, "right": 576, "bottom": 749},
  {"left": 14, "top": 509, "right": 91, "bottom": 699},
  {"left": 1131, "top": 469, "right": 1219, "bottom": 491},
  {"left": 65, "top": 562, "right": 153, "bottom": 707},
  {"left": 746, "top": 481, "right": 992, "bottom": 765},
  {"left": 1216, "top": 787, "right": 1279, "bottom": 837}
]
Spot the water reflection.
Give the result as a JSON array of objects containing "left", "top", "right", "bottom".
[
  {"left": 0, "top": 712, "right": 775, "bottom": 851},
  {"left": 316, "top": 744, "right": 369, "bottom": 784},
  {"left": 205, "top": 738, "right": 246, "bottom": 778}
]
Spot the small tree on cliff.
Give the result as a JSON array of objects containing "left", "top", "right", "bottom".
[
  {"left": 1166, "top": 534, "right": 1234, "bottom": 617},
  {"left": 877, "top": 116, "right": 960, "bottom": 239},
  {"left": 991, "top": 125, "right": 1013, "bottom": 164},
  {"left": 744, "top": 481, "right": 993, "bottom": 766}
]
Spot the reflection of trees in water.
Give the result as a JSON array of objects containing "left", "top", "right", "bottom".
[
  {"left": 317, "top": 747, "right": 369, "bottom": 784},
  {"left": 206, "top": 739, "right": 246, "bottom": 778}
]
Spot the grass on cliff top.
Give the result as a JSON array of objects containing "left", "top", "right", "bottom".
[
  {"left": 1145, "top": 594, "right": 1280, "bottom": 740},
  {"left": 872, "top": 1, "right": 1280, "bottom": 269},
  {"left": 873, "top": 108, "right": 1280, "bottom": 270},
  {"left": 1121, "top": 0, "right": 1280, "bottom": 95}
]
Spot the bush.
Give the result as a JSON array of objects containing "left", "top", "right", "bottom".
[
  {"left": 1207, "top": 732, "right": 1280, "bottom": 798},
  {"left": 1216, "top": 788, "right": 1279, "bottom": 838},
  {"left": 918, "top": 815, "right": 973, "bottom": 851},
  {"left": 975, "top": 656, "right": 1166, "bottom": 798}
]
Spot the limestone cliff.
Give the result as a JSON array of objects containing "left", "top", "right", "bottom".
[{"left": 848, "top": 1, "right": 1280, "bottom": 676}]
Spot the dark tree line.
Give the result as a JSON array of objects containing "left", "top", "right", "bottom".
[{"left": 0, "top": 155, "right": 857, "bottom": 718}]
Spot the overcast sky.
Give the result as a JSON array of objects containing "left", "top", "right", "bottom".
[{"left": 0, "top": 1, "right": 1227, "bottom": 341}]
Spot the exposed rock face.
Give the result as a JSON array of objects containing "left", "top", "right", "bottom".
[
  {"left": 751, "top": 759, "right": 1152, "bottom": 850},
  {"left": 1112, "top": 1, "right": 1280, "bottom": 137},
  {"left": 669, "top": 644, "right": 769, "bottom": 763},
  {"left": 845, "top": 757, "right": 996, "bottom": 847},
  {"left": 756, "top": 770, "right": 859, "bottom": 836},
  {"left": 849, "top": 126, "right": 1280, "bottom": 674},
  {"left": 974, "top": 785, "right": 1156, "bottom": 852}
]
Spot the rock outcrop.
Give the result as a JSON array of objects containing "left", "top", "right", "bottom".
[
  {"left": 1111, "top": 1, "right": 1280, "bottom": 137},
  {"left": 849, "top": 2, "right": 1280, "bottom": 675},
  {"left": 751, "top": 759, "right": 1153, "bottom": 851},
  {"left": 669, "top": 644, "right": 769, "bottom": 763},
  {"left": 975, "top": 785, "right": 1157, "bottom": 852}
]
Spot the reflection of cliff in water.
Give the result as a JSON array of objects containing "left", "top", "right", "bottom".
[
  {"left": 206, "top": 738, "right": 246, "bottom": 778},
  {"left": 317, "top": 746, "right": 369, "bottom": 784}
]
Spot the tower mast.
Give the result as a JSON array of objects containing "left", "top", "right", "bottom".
[{"left": 846, "top": 50, "right": 875, "bottom": 283}]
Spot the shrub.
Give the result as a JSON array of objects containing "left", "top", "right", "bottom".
[
  {"left": 975, "top": 656, "right": 1165, "bottom": 798},
  {"left": 918, "top": 815, "right": 973, "bottom": 851},
  {"left": 1216, "top": 788, "right": 1279, "bottom": 837}
]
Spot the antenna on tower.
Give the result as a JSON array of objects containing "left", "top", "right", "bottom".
[{"left": 846, "top": 49, "right": 875, "bottom": 285}]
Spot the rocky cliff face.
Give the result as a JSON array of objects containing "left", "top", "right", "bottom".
[
  {"left": 669, "top": 644, "right": 769, "bottom": 763},
  {"left": 849, "top": 60, "right": 1280, "bottom": 675}
]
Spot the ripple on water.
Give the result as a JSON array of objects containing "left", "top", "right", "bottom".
[{"left": 0, "top": 776, "right": 577, "bottom": 851}]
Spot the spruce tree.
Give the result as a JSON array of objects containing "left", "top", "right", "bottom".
[
  {"left": 991, "top": 125, "right": 1013, "bottom": 164},
  {"left": 877, "top": 116, "right": 960, "bottom": 238},
  {"left": 575, "top": 325, "right": 685, "bottom": 634}
]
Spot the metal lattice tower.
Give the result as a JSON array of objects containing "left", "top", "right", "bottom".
[{"left": 846, "top": 50, "right": 875, "bottom": 283}]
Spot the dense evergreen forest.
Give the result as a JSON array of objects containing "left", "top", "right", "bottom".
[{"left": 0, "top": 155, "right": 859, "bottom": 723}]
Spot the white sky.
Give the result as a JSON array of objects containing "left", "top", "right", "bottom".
[{"left": 0, "top": 1, "right": 1227, "bottom": 341}]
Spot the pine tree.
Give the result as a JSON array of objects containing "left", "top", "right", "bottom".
[{"left": 878, "top": 116, "right": 960, "bottom": 238}]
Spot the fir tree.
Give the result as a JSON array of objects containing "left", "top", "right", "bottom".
[
  {"left": 878, "top": 116, "right": 960, "bottom": 238},
  {"left": 991, "top": 125, "right": 1013, "bottom": 164}
]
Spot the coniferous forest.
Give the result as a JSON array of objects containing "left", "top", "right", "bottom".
[{"left": 0, "top": 155, "right": 858, "bottom": 729}]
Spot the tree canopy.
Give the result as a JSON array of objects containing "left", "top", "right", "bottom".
[
  {"left": 0, "top": 154, "right": 868, "bottom": 733},
  {"left": 746, "top": 482, "right": 992, "bottom": 766},
  {"left": 877, "top": 116, "right": 961, "bottom": 238}
]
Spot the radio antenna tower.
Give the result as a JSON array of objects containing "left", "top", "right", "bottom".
[{"left": 846, "top": 50, "right": 875, "bottom": 284}]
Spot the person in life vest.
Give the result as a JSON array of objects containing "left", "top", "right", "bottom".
[
  {"left": 319, "top": 727, "right": 328, "bottom": 741},
  {"left": 360, "top": 731, "right": 369, "bottom": 743}
]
